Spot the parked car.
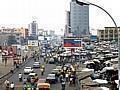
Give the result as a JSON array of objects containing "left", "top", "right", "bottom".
[
  {"left": 27, "top": 72, "right": 38, "bottom": 82},
  {"left": 33, "top": 62, "right": 40, "bottom": 68},
  {"left": 46, "top": 74, "right": 57, "bottom": 84},
  {"left": 24, "top": 67, "right": 34, "bottom": 74}
]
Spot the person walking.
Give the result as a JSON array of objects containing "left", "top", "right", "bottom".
[
  {"left": 10, "top": 67, "right": 14, "bottom": 74},
  {"left": 61, "top": 79, "right": 66, "bottom": 90},
  {"left": 10, "top": 82, "right": 15, "bottom": 90},
  {"left": 22, "top": 56, "right": 25, "bottom": 62},
  {"left": 19, "top": 73, "right": 22, "bottom": 82},
  {"left": 4, "top": 80, "right": 10, "bottom": 90},
  {"left": 41, "top": 68, "right": 44, "bottom": 75},
  {"left": 4, "top": 57, "right": 7, "bottom": 67},
  {"left": 65, "top": 73, "right": 69, "bottom": 82}
]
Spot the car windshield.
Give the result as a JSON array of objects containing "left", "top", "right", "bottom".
[
  {"left": 48, "top": 74, "right": 55, "bottom": 77},
  {"left": 34, "top": 62, "right": 39, "bottom": 64},
  {"left": 25, "top": 67, "right": 31, "bottom": 69},
  {"left": 56, "top": 66, "right": 62, "bottom": 69}
]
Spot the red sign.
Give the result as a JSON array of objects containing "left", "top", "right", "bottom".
[{"left": 2, "top": 46, "right": 17, "bottom": 57}]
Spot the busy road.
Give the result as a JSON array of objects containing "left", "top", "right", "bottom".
[{"left": 0, "top": 52, "right": 76, "bottom": 90}]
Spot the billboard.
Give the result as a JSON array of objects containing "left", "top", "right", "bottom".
[
  {"left": 90, "top": 35, "right": 97, "bottom": 41},
  {"left": 64, "top": 38, "right": 81, "bottom": 48},
  {"left": 2, "top": 46, "right": 17, "bottom": 57}
]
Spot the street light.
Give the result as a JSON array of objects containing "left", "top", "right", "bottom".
[{"left": 76, "top": 0, "right": 119, "bottom": 89}]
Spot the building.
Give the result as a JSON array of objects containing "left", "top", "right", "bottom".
[
  {"left": 97, "top": 27, "right": 120, "bottom": 41},
  {"left": 28, "top": 21, "right": 38, "bottom": 36},
  {"left": 70, "top": 0, "right": 89, "bottom": 37},
  {"left": 27, "top": 36, "right": 39, "bottom": 47},
  {"left": 15, "top": 27, "right": 28, "bottom": 38},
  {"left": 38, "top": 29, "right": 44, "bottom": 36},
  {"left": 49, "top": 30, "right": 55, "bottom": 36},
  {"left": 43, "top": 31, "right": 48, "bottom": 36},
  {"left": 65, "top": 11, "right": 71, "bottom": 36},
  {"left": 0, "top": 33, "right": 21, "bottom": 46},
  {"left": 0, "top": 27, "right": 28, "bottom": 39}
]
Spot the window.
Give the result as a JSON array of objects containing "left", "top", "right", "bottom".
[
  {"left": 105, "top": 35, "right": 108, "bottom": 37},
  {"left": 101, "top": 35, "right": 104, "bottom": 37},
  {"left": 109, "top": 30, "right": 113, "bottom": 33}
]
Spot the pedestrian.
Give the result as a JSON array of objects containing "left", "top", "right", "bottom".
[
  {"left": 23, "top": 83, "right": 27, "bottom": 90},
  {"left": 73, "top": 75, "right": 76, "bottom": 85},
  {"left": 10, "top": 82, "right": 15, "bottom": 90},
  {"left": 4, "top": 57, "right": 7, "bottom": 67},
  {"left": 59, "top": 74, "right": 63, "bottom": 83},
  {"left": 10, "top": 67, "right": 14, "bottom": 74},
  {"left": 4, "top": 80, "right": 10, "bottom": 90},
  {"left": 23, "top": 78, "right": 26, "bottom": 84},
  {"left": 69, "top": 75, "right": 73, "bottom": 86},
  {"left": 65, "top": 73, "right": 69, "bottom": 82},
  {"left": 61, "top": 79, "right": 66, "bottom": 90},
  {"left": 41, "top": 68, "right": 44, "bottom": 75},
  {"left": 25, "top": 55, "right": 28, "bottom": 61},
  {"left": 19, "top": 73, "right": 22, "bottom": 82},
  {"left": 13, "top": 61, "right": 16, "bottom": 66},
  {"left": 22, "top": 56, "right": 25, "bottom": 62}
]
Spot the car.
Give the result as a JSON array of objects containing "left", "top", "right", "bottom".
[
  {"left": 41, "top": 52, "right": 46, "bottom": 57},
  {"left": 33, "top": 62, "right": 40, "bottom": 68},
  {"left": 56, "top": 66, "right": 62, "bottom": 71},
  {"left": 27, "top": 72, "right": 38, "bottom": 83},
  {"left": 24, "top": 67, "right": 34, "bottom": 74},
  {"left": 51, "top": 69, "right": 61, "bottom": 77},
  {"left": 46, "top": 74, "right": 58, "bottom": 84},
  {"left": 48, "top": 58, "right": 55, "bottom": 64}
]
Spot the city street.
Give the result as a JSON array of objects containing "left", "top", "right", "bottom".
[{"left": 0, "top": 55, "right": 76, "bottom": 90}]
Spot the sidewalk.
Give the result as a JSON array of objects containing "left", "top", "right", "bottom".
[
  {"left": 0, "top": 49, "right": 35, "bottom": 78},
  {"left": 0, "top": 58, "right": 13, "bottom": 78}
]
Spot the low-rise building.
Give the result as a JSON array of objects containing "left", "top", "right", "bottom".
[
  {"left": 97, "top": 27, "right": 120, "bottom": 41},
  {"left": 0, "top": 27, "right": 28, "bottom": 39}
]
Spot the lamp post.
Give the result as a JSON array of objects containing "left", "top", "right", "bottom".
[{"left": 76, "top": 0, "right": 119, "bottom": 89}]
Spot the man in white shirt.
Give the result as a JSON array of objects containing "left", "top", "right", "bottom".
[
  {"left": 19, "top": 73, "right": 22, "bottom": 81},
  {"left": 10, "top": 82, "right": 14, "bottom": 90}
]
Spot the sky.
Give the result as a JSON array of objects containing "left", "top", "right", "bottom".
[{"left": 0, "top": 0, "right": 120, "bottom": 35}]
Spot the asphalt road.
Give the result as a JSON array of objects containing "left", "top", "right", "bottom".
[{"left": 0, "top": 56, "right": 76, "bottom": 90}]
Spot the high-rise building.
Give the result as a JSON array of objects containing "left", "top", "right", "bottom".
[
  {"left": 28, "top": 21, "right": 38, "bottom": 36},
  {"left": 70, "top": 0, "right": 89, "bottom": 37},
  {"left": 65, "top": 11, "right": 71, "bottom": 36}
]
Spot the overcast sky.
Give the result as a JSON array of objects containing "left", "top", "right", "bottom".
[{"left": 0, "top": 0, "right": 119, "bottom": 35}]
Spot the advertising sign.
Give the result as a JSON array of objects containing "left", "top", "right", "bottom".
[
  {"left": 90, "top": 35, "right": 97, "bottom": 41},
  {"left": 64, "top": 38, "right": 81, "bottom": 48},
  {"left": 2, "top": 46, "right": 17, "bottom": 57}
]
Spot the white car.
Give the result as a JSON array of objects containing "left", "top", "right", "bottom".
[
  {"left": 33, "top": 62, "right": 40, "bottom": 68},
  {"left": 46, "top": 74, "right": 57, "bottom": 84},
  {"left": 24, "top": 67, "right": 33, "bottom": 74}
]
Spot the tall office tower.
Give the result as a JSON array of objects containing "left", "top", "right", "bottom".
[
  {"left": 65, "top": 11, "right": 71, "bottom": 37},
  {"left": 28, "top": 21, "right": 38, "bottom": 36},
  {"left": 70, "top": 0, "right": 89, "bottom": 37}
]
